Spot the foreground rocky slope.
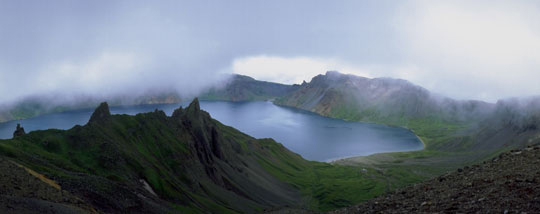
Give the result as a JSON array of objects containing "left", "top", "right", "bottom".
[
  {"left": 332, "top": 144, "right": 540, "bottom": 213},
  {"left": 0, "top": 157, "right": 96, "bottom": 214}
]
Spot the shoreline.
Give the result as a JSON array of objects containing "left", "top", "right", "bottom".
[{"left": 327, "top": 130, "right": 426, "bottom": 163}]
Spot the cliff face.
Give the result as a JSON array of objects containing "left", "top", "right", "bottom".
[
  {"left": 0, "top": 98, "right": 306, "bottom": 213},
  {"left": 275, "top": 71, "right": 494, "bottom": 125}
]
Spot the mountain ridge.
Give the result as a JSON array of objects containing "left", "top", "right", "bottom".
[
  {"left": 0, "top": 99, "right": 306, "bottom": 213},
  {"left": 275, "top": 71, "right": 495, "bottom": 125},
  {"left": 199, "top": 74, "right": 299, "bottom": 101}
]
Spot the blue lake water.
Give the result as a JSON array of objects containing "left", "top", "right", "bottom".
[{"left": 0, "top": 101, "right": 423, "bottom": 161}]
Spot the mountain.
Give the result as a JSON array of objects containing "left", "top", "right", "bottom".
[
  {"left": 199, "top": 74, "right": 299, "bottom": 101},
  {"left": 0, "top": 98, "right": 403, "bottom": 213},
  {"left": 275, "top": 71, "right": 494, "bottom": 126},
  {"left": 0, "top": 99, "right": 299, "bottom": 213}
]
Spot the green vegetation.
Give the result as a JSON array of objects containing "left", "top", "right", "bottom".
[{"left": 251, "top": 138, "right": 424, "bottom": 211}]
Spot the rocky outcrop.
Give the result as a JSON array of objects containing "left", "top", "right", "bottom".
[
  {"left": 88, "top": 102, "right": 110, "bottom": 123},
  {"left": 12, "top": 124, "right": 25, "bottom": 138}
]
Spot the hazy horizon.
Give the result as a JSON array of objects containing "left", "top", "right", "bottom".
[{"left": 2, "top": 0, "right": 540, "bottom": 104}]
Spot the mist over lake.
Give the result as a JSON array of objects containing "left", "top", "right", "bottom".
[{"left": 0, "top": 101, "right": 423, "bottom": 161}]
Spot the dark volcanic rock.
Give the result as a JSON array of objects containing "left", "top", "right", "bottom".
[
  {"left": 12, "top": 123, "right": 26, "bottom": 138},
  {"left": 0, "top": 158, "right": 94, "bottom": 213},
  {"left": 88, "top": 102, "right": 111, "bottom": 123},
  {"left": 331, "top": 145, "right": 540, "bottom": 213}
]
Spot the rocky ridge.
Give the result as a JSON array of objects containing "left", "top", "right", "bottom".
[{"left": 0, "top": 98, "right": 307, "bottom": 213}]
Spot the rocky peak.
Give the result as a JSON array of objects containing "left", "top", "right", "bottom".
[
  {"left": 89, "top": 102, "right": 111, "bottom": 123},
  {"left": 13, "top": 123, "right": 26, "bottom": 138},
  {"left": 185, "top": 98, "right": 201, "bottom": 115}
]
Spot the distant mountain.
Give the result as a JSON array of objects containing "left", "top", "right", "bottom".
[
  {"left": 199, "top": 74, "right": 299, "bottom": 101},
  {"left": 0, "top": 92, "right": 182, "bottom": 123},
  {"left": 470, "top": 96, "right": 540, "bottom": 151},
  {"left": 275, "top": 71, "right": 494, "bottom": 126}
]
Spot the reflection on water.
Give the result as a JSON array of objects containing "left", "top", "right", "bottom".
[{"left": 0, "top": 101, "right": 423, "bottom": 161}]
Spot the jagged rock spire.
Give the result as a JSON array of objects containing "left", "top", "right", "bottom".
[
  {"left": 186, "top": 98, "right": 201, "bottom": 113},
  {"left": 89, "top": 102, "right": 111, "bottom": 123},
  {"left": 13, "top": 123, "right": 26, "bottom": 138}
]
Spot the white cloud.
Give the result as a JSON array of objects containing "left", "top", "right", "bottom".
[
  {"left": 393, "top": 0, "right": 540, "bottom": 101},
  {"left": 7, "top": 51, "right": 151, "bottom": 104},
  {"left": 232, "top": 56, "right": 374, "bottom": 84}
]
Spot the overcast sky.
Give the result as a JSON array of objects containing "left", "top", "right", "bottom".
[{"left": 1, "top": 0, "right": 539, "bottom": 104}]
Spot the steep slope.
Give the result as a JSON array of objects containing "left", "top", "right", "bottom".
[
  {"left": 0, "top": 98, "right": 399, "bottom": 213},
  {"left": 332, "top": 145, "right": 540, "bottom": 213},
  {"left": 200, "top": 74, "right": 299, "bottom": 101}
]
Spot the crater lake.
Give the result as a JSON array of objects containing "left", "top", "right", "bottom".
[{"left": 0, "top": 101, "right": 423, "bottom": 161}]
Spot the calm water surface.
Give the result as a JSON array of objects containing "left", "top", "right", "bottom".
[{"left": 0, "top": 101, "right": 423, "bottom": 161}]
